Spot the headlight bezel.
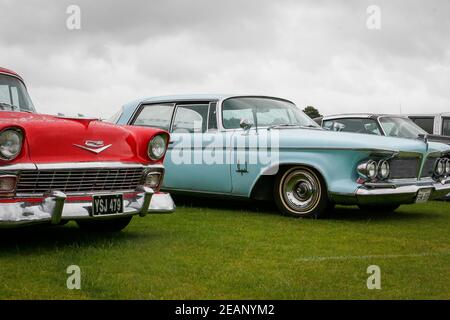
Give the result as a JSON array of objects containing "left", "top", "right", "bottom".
[
  {"left": 148, "top": 134, "right": 168, "bottom": 161},
  {"left": 378, "top": 160, "right": 390, "bottom": 180},
  {"left": 444, "top": 158, "right": 450, "bottom": 176},
  {"left": 357, "top": 159, "right": 379, "bottom": 181},
  {"left": 434, "top": 158, "right": 446, "bottom": 177},
  {"left": 0, "top": 128, "right": 24, "bottom": 161}
]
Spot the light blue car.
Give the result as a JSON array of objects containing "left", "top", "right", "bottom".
[{"left": 112, "top": 95, "right": 450, "bottom": 218}]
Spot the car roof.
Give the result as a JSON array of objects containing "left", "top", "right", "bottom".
[
  {"left": 0, "top": 67, "right": 24, "bottom": 83},
  {"left": 120, "top": 94, "right": 295, "bottom": 120},
  {"left": 321, "top": 113, "right": 409, "bottom": 120},
  {"left": 136, "top": 94, "right": 293, "bottom": 104}
]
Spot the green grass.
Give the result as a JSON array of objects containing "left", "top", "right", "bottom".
[{"left": 0, "top": 198, "right": 449, "bottom": 300}]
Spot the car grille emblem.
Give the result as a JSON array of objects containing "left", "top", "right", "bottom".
[{"left": 74, "top": 140, "right": 112, "bottom": 154}]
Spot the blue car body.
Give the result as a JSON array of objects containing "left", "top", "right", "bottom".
[{"left": 114, "top": 94, "right": 450, "bottom": 212}]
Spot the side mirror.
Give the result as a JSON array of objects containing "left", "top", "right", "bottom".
[{"left": 240, "top": 118, "right": 253, "bottom": 131}]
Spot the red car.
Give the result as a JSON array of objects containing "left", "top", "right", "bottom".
[{"left": 0, "top": 67, "right": 175, "bottom": 231}]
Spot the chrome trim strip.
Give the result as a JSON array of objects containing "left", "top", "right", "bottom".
[
  {"left": 0, "top": 163, "right": 37, "bottom": 171},
  {"left": 34, "top": 162, "right": 163, "bottom": 170}
]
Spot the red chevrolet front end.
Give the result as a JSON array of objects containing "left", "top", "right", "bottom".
[{"left": 0, "top": 67, "right": 175, "bottom": 231}]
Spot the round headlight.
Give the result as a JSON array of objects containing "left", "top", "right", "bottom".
[
  {"left": 435, "top": 158, "right": 445, "bottom": 177},
  {"left": 445, "top": 159, "right": 450, "bottom": 176},
  {"left": 148, "top": 134, "right": 167, "bottom": 160},
  {"left": 367, "top": 160, "right": 378, "bottom": 180},
  {"left": 378, "top": 160, "right": 390, "bottom": 180},
  {"left": 0, "top": 129, "right": 23, "bottom": 161}
]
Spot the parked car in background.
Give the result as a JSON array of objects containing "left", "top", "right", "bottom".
[
  {"left": 0, "top": 67, "right": 175, "bottom": 230},
  {"left": 112, "top": 95, "right": 450, "bottom": 218},
  {"left": 406, "top": 113, "right": 450, "bottom": 137},
  {"left": 315, "top": 114, "right": 450, "bottom": 145}
]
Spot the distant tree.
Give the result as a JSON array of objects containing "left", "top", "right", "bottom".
[{"left": 303, "top": 106, "right": 322, "bottom": 119}]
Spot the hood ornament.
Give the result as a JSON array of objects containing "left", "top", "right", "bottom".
[{"left": 74, "top": 140, "right": 112, "bottom": 154}]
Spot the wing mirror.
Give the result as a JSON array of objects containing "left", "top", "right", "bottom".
[{"left": 240, "top": 119, "right": 254, "bottom": 131}]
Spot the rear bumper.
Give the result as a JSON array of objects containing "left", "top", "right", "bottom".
[
  {"left": 332, "top": 179, "right": 450, "bottom": 205},
  {"left": 0, "top": 188, "right": 175, "bottom": 228}
]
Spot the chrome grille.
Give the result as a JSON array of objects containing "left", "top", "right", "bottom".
[
  {"left": 16, "top": 167, "right": 144, "bottom": 196},
  {"left": 388, "top": 158, "right": 420, "bottom": 179},
  {"left": 421, "top": 157, "right": 437, "bottom": 178}
]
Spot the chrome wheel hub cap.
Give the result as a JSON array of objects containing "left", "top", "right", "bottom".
[{"left": 283, "top": 170, "right": 320, "bottom": 213}]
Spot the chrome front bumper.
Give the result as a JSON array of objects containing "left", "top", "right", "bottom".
[
  {"left": 0, "top": 188, "right": 176, "bottom": 228},
  {"left": 355, "top": 179, "right": 450, "bottom": 205}
]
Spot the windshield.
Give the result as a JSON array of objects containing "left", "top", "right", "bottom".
[
  {"left": 0, "top": 74, "right": 35, "bottom": 112},
  {"left": 222, "top": 97, "right": 320, "bottom": 129},
  {"left": 379, "top": 116, "right": 428, "bottom": 139}
]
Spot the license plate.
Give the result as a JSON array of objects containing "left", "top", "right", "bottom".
[
  {"left": 416, "top": 189, "right": 432, "bottom": 203},
  {"left": 92, "top": 194, "right": 124, "bottom": 215}
]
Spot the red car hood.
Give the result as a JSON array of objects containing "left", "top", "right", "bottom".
[{"left": 0, "top": 112, "right": 165, "bottom": 164}]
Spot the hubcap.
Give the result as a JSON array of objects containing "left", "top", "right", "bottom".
[{"left": 282, "top": 170, "right": 320, "bottom": 213}]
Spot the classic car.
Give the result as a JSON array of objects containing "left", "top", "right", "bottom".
[
  {"left": 315, "top": 114, "right": 450, "bottom": 145},
  {"left": 112, "top": 94, "right": 450, "bottom": 218},
  {"left": 405, "top": 113, "right": 450, "bottom": 137},
  {"left": 0, "top": 67, "right": 175, "bottom": 230}
]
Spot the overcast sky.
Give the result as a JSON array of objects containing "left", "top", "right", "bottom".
[{"left": 0, "top": 0, "right": 449, "bottom": 118}]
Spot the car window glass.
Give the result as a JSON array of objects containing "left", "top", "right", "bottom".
[
  {"left": 0, "top": 85, "right": 11, "bottom": 104},
  {"left": 172, "top": 104, "right": 209, "bottom": 133},
  {"left": 442, "top": 118, "right": 450, "bottom": 136},
  {"left": 10, "top": 87, "right": 19, "bottom": 106},
  {"left": 222, "top": 97, "right": 319, "bottom": 129},
  {"left": 133, "top": 104, "right": 174, "bottom": 130},
  {"left": 324, "top": 118, "right": 381, "bottom": 135},
  {"left": 409, "top": 117, "right": 434, "bottom": 134},
  {"left": 223, "top": 108, "right": 254, "bottom": 129},
  {"left": 379, "top": 117, "right": 427, "bottom": 139}
]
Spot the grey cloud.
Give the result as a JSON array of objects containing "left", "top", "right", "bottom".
[{"left": 0, "top": 0, "right": 449, "bottom": 118}]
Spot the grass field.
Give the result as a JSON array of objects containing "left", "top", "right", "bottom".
[{"left": 0, "top": 198, "right": 449, "bottom": 300}]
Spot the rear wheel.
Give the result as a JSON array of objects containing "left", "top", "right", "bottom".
[
  {"left": 76, "top": 217, "right": 132, "bottom": 232},
  {"left": 274, "top": 166, "right": 331, "bottom": 218},
  {"left": 357, "top": 204, "right": 400, "bottom": 213}
]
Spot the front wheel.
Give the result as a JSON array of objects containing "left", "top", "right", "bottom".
[
  {"left": 274, "top": 166, "right": 331, "bottom": 218},
  {"left": 76, "top": 216, "right": 133, "bottom": 232}
]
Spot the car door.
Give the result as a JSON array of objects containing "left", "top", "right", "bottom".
[{"left": 163, "top": 102, "right": 232, "bottom": 193}]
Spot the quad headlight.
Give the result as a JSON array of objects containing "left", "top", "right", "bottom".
[
  {"left": 148, "top": 134, "right": 168, "bottom": 161},
  {"left": 436, "top": 158, "right": 450, "bottom": 177},
  {"left": 357, "top": 160, "right": 379, "bottom": 181},
  {"left": 378, "top": 160, "right": 390, "bottom": 180},
  {"left": 434, "top": 158, "right": 446, "bottom": 177},
  {"left": 445, "top": 159, "right": 450, "bottom": 176},
  {"left": 0, "top": 128, "right": 23, "bottom": 161}
]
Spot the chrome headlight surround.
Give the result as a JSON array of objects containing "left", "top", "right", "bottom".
[
  {"left": 0, "top": 128, "right": 23, "bottom": 161},
  {"left": 357, "top": 160, "right": 379, "bottom": 181},
  {"left": 434, "top": 158, "right": 446, "bottom": 177},
  {"left": 444, "top": 158, "right": 450, "bottom": 176},
  {"left": 378, "top": 160, "right": 390, "bottom": 180},
  {"left": 148, "top": 134, "right": 168, "bottom": 161},
  {"left": 144, "top": 171, "right": 163, "bottom": 190}
]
